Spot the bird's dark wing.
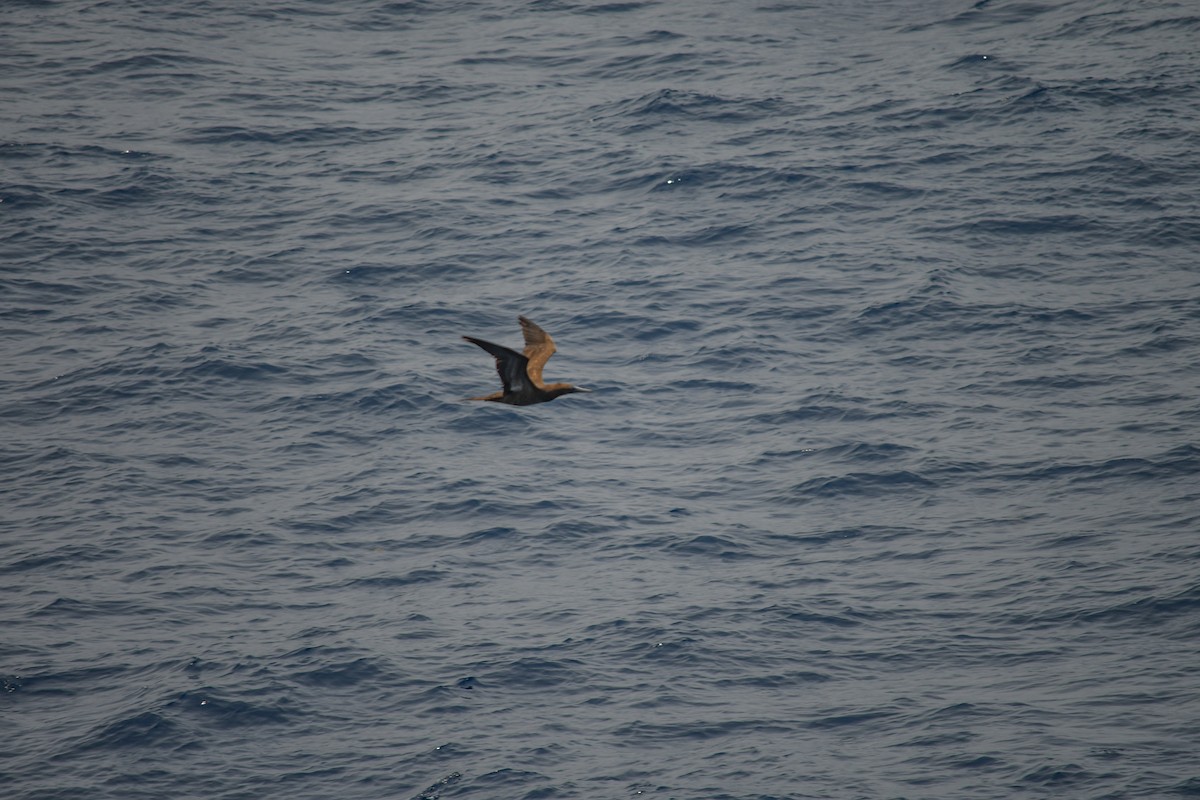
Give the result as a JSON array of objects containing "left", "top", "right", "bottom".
[
  {"left": 463, "top": 336, "right": 533, "bottom": 395},
  {"left": 518, "top": 316, "right": 556, "bottom": 388}
]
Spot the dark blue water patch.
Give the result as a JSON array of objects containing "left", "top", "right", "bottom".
[
  {"left": 1175, "top": 776, "right": 1200, "bottom": 796},
  {"left": 786, "top": 470, "right": 937, "bottom": 502},
  {"left": 665, "top": 534, "right": 756, "bottom": 560},
  {"left": 451, "top": 768, "right": 554, "bottom": 800},
  {"left": 165, "top": 689, "right": 293, "bottom": 729},
  {"left": 35, "top": 168, "right": 178, "bottom": 211},
  {"left": 347, "top": 78, "right": 501, "bottom": 108},
  {"left": 240, "top": 4, "right": 345, "bottom": 21},
  {"left": 411, "top": 771, "right": 462, "bottom": 800},
  {"left": 0, "top": 184, "right": 61, "bottom": 214},
  {"left": 5, "top": 240, "right": 137, "bottom": 282},
  {"left": 476, "top": 657, "right": 587, "bottom": 691},
  {"left": 946, "top": 53, "right": 999, "bottom": 70},
  {"left": 1077, "top": 584, "right": 1200, "bottom": 631},
  {"left": 425, "top": 496, "right": 565, "bottom": 523},
  {"left": 72, "top": 710, "right": 186, "bottom": 752},
  {"left": 963, "top": 213, "right": 1105, "bottom": 238},
  {"left": 999, "top": 584, "right": 1200, "bottom": 636},
  {"left": 444, "top": 405, "right": 538, "bottom": 433},
  {"left": 631, "top": 222, "right": 757, "bottom": 249},
  {"left": 634, "top": 635, "right": 708, "bottom": 669},
  {"left": 997, "top": 371, "right": 1121, "bottom": 394},
  {"left": 211, "top": 259, "right": 324, "bottom": 288},
  {"left": 746, "top": 399, "right": 874, "bottom": 426},
  {"left": 288, "top": 653, "right": 391, "bottom": 689},
  {"left": 461, "top": 525, "right": 520, "bottom": 544},
  {"left": 258, "top": 383, "right": 431, "bottom": 419},
  {"left": 806, "top": 708, "right": 900, "bottom": 731},
  {"left": 181, "top": 349, "right": 288, "bottom": 382},
  {"left": 852, "top": 294, "right": 1101, "bottom": 339},
  {"left": 32, "top": 596, "right": 156, "bottom": 619},
  {"left": 84, "top": 51, "right": 222, "bottom": 76},
  {"left": 712, "top": 670, "right": 831, "bottom": 689},
  {"left": 1114, "top": 14, "right": 1200, "bottom": 36},
  {"left": 598, "top": 88, "right": 792, "bottom": 129},
  {"left": 1061, "top": 73, "right": 1197, "bottom": 109},
  {"left": 3, "top": 664, "right": 129, "bottom": 698},
  {"left": 8, "top": 146, "right": 169, "bottom": 204},
  {"left": 1019, "top": 762, "right": 1094, "bottom": 786},
  {"left": 454, "top": 50, "right": 584, "bottom": 70},
  {"left": 0, "top": 141, "right": 159, "bottom": 168},
  {"left": 996, "top": 446, "right": 1200, "bottom": 487},
  {"left": 920, "top": 701, "right": 990, "bottom": 723},
  {"left": 195, "top": 527, "right": 279, "bottom": 561},
  {"left": 1033, "top": 532, "right": 1104, "bottom": 551},
  {"left": 537, "top": 517, "right": 628, "bottom": 541},
  {"left": 346, "top": 568, "right": 447, "bottom": 590},
  {"left": 1136, "top": 215, "right": 1200, "bottom": 248},
  {"left": 666, "top": 379, "right": 760, "bottom": 395},
  {"left": 8, "top": 347, "right": 274, "bottom": 421},
  {"left": 644, "top": 162, "right": 828, "bottom": 196},
  {"left": 613, "top": 718, "right": 793, "bottom": 744},
  {"left": 415, "top": 682, "right": 477, "bottom": 716},
  {"left": 894, "top": 724, "right": 981, "bottom": 752},
  {"left": 178, "top": 124, "right": 407, "bottom": 147},
  {"left": 586, "top": 49, "right": 701, "bottom": 84},
  {"left": 763, "top": 441, "right": 916, "bottom": 465},
  {"left": 758, "top": 602, "right": 865, "bottom": 629},
  {"left": 334, "top": 258, "right": 479, "bottom": 287},
  {"left": 342, "top": 2, "right": 433, "bottom": 32},
  {"left": 834, "top": 179, "right": 926, "bottom": 201},
  {"left": 909, "top": 752, "right": 1005, "bottom": 776},
  {"left": 0, "top": 140, "right": 53, "bottom": 164},
  {"left": 284, "top": 500, "right": 414, "bottom": 536},
  {"left": 578, "top": 1, "right": 650, "bottom": 13},
  {"left": 3, "top": 448, "right": 122, "bottom": 513},
  {"left": 0, "top": 540, "right": 112, "bottom": 575},
  {"left": 120, "top": 560, "right": 216, "bottom": 585},
  {"left": 765, "top": 525, "right": 921, "bottom": 549},
  {"left": 604, "top": 28, "right": 683, "bottom": 46}
]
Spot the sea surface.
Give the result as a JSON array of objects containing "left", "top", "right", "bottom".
[{"left": 3, "top": 1, "right": 1199, "bottom": 798}]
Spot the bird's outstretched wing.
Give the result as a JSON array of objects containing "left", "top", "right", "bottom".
[
  {"left": 518, "top": 316, "right": 556, "bottom": 387},
  {"left": 463, "top": 336, "right": 533, "bottom": 395}
]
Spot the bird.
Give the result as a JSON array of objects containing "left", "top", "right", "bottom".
[{"left": 463, "top": 316, "right": 591, "bottom": 405}]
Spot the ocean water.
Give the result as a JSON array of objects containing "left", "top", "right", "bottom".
[{"left": 3, "top": 0, "right": 1199, "bottom": 798}]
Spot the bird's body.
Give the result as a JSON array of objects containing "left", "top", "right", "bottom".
[{"left": 463, "top": 316, "right": 590, "bottom": 406}]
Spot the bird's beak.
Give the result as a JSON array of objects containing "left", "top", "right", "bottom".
[{"left": 573, "top": 386, "right": 592, "bottom": 393}]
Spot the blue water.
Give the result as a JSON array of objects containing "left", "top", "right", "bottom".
[{"left": 3, "top": 1, "right": 1199, "bottom": 798}]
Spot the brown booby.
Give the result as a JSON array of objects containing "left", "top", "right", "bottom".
[{"left": 463, "top": 316, "right": 591, "bottom": 405}]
